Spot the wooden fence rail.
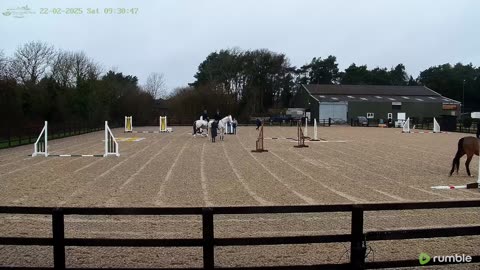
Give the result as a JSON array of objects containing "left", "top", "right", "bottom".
[{"left": 1, "top": 200, "right": 480, "bottom": 269}]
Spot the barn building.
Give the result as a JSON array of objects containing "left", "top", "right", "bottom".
[{"left": 296, "top": 84, "right": 461, "bottom": 124}]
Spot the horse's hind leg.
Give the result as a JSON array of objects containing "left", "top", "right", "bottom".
[
  {"left": 450, "top": 150, "right": 464, "bottom": 176},
  {"left": 465, "top": 153, "right": 473, "bottom": 177}
]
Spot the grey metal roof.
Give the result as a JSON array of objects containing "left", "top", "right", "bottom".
[
  {"left": 304, "top": 84, "right": 441, "bottom": 96},
  {"left": 303, "top": 84, "right": 460, "bottom": 104},
  {"left": 311, "top": 95, "right": 460, "bottom": 104}
]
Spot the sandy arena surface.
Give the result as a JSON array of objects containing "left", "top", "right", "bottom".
[{"left": 0, "top": 125, "right": 479, "bottom": 269}]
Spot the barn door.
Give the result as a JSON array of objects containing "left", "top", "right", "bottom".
[{"left": 319, "top": 102, "right": 348, "bottom": 123}]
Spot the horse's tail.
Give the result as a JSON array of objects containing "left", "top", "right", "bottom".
[{"left": 450, "top": 138, "right": 464, "bottom": 176}]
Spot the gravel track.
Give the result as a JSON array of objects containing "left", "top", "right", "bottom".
[{"left": 1, "top": 125, "right": 479, "bottom": 268}]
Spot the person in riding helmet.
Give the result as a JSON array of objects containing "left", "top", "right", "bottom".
[
  {"left": 201, "top": 109, "right": 209, "bottom": 122},
  {"left": 256, "top": 118, "right": 262, "bottom": 130},
  {"left": 214, "top": 109, "right": 221, "bottom": 121}
]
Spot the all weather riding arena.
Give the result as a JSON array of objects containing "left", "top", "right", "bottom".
[{"left": 1, "top": 125, "right": 479, "bottom": 269}]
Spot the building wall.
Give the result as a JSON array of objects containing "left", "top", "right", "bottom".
[
  {"left": 348, "top": 102, "right": 444, "bottom": 121},
  {"left": 308, "top": 95, "right": 319, "bottom": 122}
]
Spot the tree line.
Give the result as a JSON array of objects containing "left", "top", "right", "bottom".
[
  {"left": 172, "top": 48, "right": 480, "bottom": 122},
  {"left": 1, "top": 42, "right": 479, "bottom": 128},
  {"left": 0, "top": 41, "right": 167, "bottom": 132}
]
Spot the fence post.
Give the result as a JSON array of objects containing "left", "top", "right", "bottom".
[
  {"left": 202, "top": 207, "right": 214, "bottom": 269},
  {"left": 52, "top": 208, "right": 66, "bottom": 270},
  {"left": 8, "top": 126, "right": 11, "bottom": 147},
  {"left": 350, "top": 205, "right": 366, "bottom": 270}
]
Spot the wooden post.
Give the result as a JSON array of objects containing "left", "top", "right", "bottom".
[
  {"left": 294, "top": 121, "right": 308, "bottom": 148},
  {"left": 350, "top": 206, "right": 366, "bottom": 270},
  {"left": 252, "top": 124, "right": 268, "bottom": 152},
  {"left": 202, "top": 208, "right": 214, "bottom": 269},
  {"left": 52, "top": 208, "right": 65, "bottom": 270}
]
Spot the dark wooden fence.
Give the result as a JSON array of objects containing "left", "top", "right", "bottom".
[{"left": 1, "top": 200, "right": 480, "bottom": 269}]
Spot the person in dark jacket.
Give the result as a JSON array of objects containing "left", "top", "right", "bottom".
[
  {"left": 211, "top": 120, "right": 218, "bottom": 142},
  {"left": 256, "top": 118, "right": 262, "bottom": 130},
  {"left": 477, "top": 120, "right": 480, "bottom": 138},
  {"left": 232, "top": 118, "right": 238, "bottom": 134},
  {"left": 201, "top": 109, "right": 209, "bottom": 122},
  {"left": 214, "top": 109, "right": 221, "bottom": 121}
]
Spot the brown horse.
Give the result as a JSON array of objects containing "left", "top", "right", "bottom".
[{"left": 449, "top": 136, "right": 479, "bottom": 176}]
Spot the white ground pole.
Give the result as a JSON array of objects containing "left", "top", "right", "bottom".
[
  {"left": 104, "top": 121, "right": 120, "bottom": 157},
  {"left": 32, "top": 121, "right": 48, "bottom": 157},
  {"left": 433, "top": 117, "right": 441, "bottom": 133},
  {"left": 432, "top": 112, "right": 480, "bottom": 190},
  {"left": 402, "top": 118, "right": 410, "bottom": 133},
  {"left": 313, "top": 119, "right": 318, "bottom": 140},
  {"left": 304, "top": 117, "right": 308, "bottom": 137},
  {"left": 125, "top": 116, "right": 133, "bottom": 132}
]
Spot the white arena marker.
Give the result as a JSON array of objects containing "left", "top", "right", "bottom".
[
  {"left": 304, "top": 117, "right": 308, "bottom": 137},
  {"left": 402, "top": 118, "right": 410, "bottom": 133},
  {"left": 32, "top": 121, "right": 48, "bottom": 157}
]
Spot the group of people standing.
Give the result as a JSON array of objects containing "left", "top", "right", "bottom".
[{"left": 201, "top": 109, "right": 238, "bottom": 143}]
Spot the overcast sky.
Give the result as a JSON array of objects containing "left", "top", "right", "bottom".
[{"left": 1, "top": 0, "right": 479, "bottom": 92}]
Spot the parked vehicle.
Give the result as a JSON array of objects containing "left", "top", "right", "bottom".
[
  {"left": 357, "top": 116, "right": 368, "bottom": 126},
  {"left": 270, "top": 115, "right": 293, "bottom": 123}
]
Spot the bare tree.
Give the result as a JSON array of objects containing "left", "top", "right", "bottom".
[
  {"left": 144, "top": 72, "right": 167, "bottom": 99},
  {"left": 51, "top": 50, "right": 74, "bottom": 87},
  {"left": 52, "top": 51, "right": 101, "bottom": 84},
  {"left": 11, "top": 41, "right": 55, "bottom": 85},
  {"left": 86, "top": 61, "right": 102, "bottom": 81},
  {"left": 0, "top": 50, "right": 10, "bottom": 79},
  {"left": 72, "top": 51, "right": 91, "bottom": 83}
]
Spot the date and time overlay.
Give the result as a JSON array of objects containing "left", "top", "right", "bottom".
[{"left": 2, "top": 5, "right": 139, "bottom": 18}]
